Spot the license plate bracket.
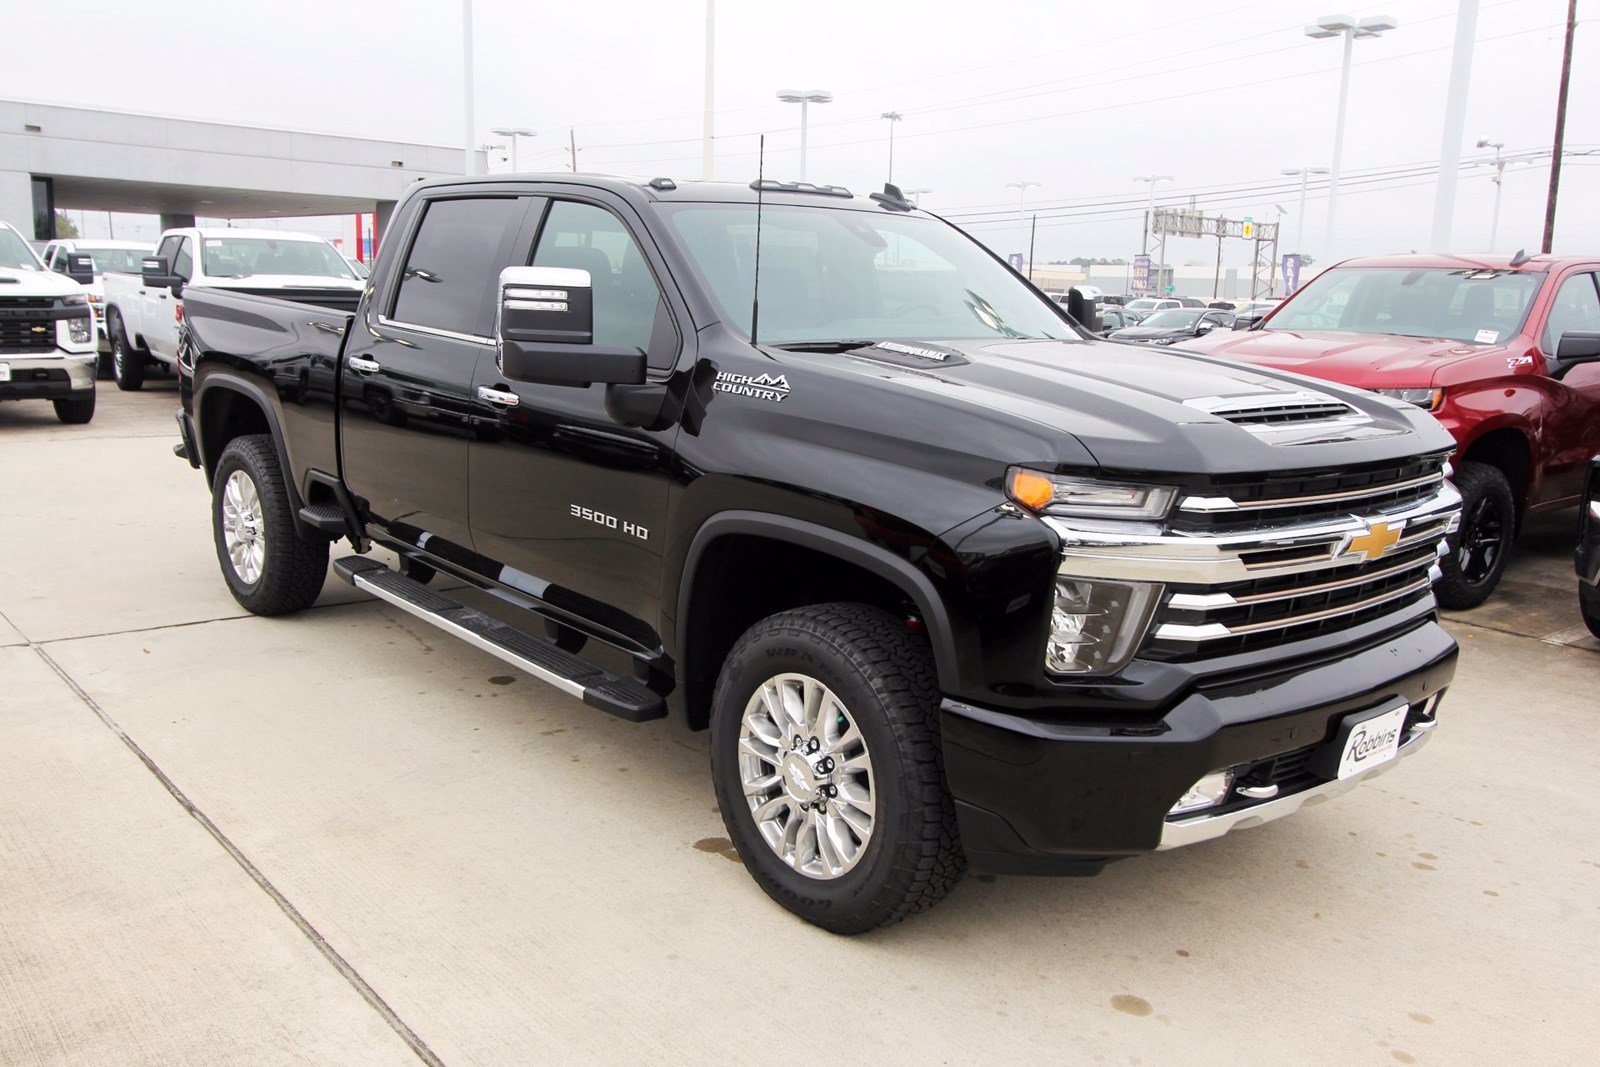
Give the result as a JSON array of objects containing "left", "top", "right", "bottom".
[{"left": 1308, "top": 699, "right": 1410, "bottom": 781}]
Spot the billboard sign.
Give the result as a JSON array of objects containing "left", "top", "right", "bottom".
[
  {"left": 1281, "top": 253, "right": 1302, "bottom": 295},
  {"left": 1131, "top": 255, "right": 1151, "bottom": 294}
]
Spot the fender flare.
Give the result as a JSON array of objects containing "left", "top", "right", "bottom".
[
  {"left": 676, "top": 510, "right": 960, "bottom": 693},
  {"left": 193, "top": 370, "right": 308, "bottom": 523}
]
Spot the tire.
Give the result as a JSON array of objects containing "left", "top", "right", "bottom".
[
  {"left": 1581, "top": 587, "right": 1600, "bottom": 641},
  {"left": 96, "top": 349, "right": 114, "bottom": 380},
  {"left": 53, "top": 393, "right": 96, "bottom": 424},
  {"left": 709, "top": 603, "right": 964, "bottom": 934},
  {"left": 211, "top": 434, "right": 329, "bottom": 615},
  {"left": 1436, "top": 461, "right": 1516, "bottom": 610},
  {"left": 109, "top": 312, "right": 145, "bottom": 392}
]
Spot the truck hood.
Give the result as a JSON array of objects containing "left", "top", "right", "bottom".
[
  {"left": 0, "top": 267, "right": 83, "bottom": 299},
  {"left": 1182, "top": 327, "right": 1492, "bottom": 385},
  {"left": 772, "top": 336, "right": 1453, "bottom": 476}
]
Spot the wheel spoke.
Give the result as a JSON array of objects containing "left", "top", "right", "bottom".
[{"left": 743, "top": 771, "right": 780, "bottom": 797}]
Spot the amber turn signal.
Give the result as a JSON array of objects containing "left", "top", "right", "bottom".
[{"left": 1008, "top": 469, "right": 1056, "bottom": 512}]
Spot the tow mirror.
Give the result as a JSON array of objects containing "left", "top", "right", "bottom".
[
  {"left": 1553, "top": 331, "right": 1600, "bottom": 379},
  {"left": 141, "top": 255, "right": 182, "bottom": 294},
  {"left": 494, "top": 266, "right": 646, "bottom": 387},
  {"left": 65, "top": 253, "right": 96, "bottom": 286}
]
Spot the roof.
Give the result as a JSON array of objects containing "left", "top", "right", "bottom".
[
  {"left": 1334, "top": 252, "right": 1598, "bottom": 273},
  {"left": 188, "top": 227, "right": 333, "bottom": 243},
  {"left": 407, "top": 172, "right": 927, "bottom": 214},
  {"left": 51, "top": 238, "right": 149, "bottom": 249}
]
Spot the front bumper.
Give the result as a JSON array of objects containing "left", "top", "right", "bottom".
[
  {"left": 943, "top": 617, "right": 1456, "bottom": 874},
  {"left": 0, "top": 354, "right": 96, "bottom": 400}
]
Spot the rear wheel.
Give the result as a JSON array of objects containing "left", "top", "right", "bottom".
[
  {"left": 709, "top": 603, "right": 964, "bottom": 934},
  {"left": 109, "top": 312, "right": 145, "bottom": 392},
  {"left": 53, "top": 393, "right": 96, "bottom": 424},
  {"left": 1436, "top": 461, "right": 1515, "bottom": 610},
  {"left": 211, "top": 434, "right": 329, "bottom": 615}
]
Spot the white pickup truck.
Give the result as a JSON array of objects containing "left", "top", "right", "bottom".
[
  {"left": 102, "top": 226, "right": 364, "bottom": 390},
  {"left": 0, "top": 219, "right": 99, "bottom": 423}
]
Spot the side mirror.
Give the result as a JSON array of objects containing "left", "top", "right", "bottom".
[
  {"left": 66, "top": 253, "right": 96, "bottom": 286},
  {"left": 141, "top": 255, "right": 182, "bottom": 293},
  {"left": 1196, "top": 320, "right": 1216, "bottom": 333},
  {"left": 494, "top": 266, "right": 646, "bottom": 387},
  {"left": 1553, "top": 331, "right": 1600, "bottom": 379}
]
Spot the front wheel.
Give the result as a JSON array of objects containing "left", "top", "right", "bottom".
[
  {"left": 710, "top": 603, "right": 964, "bottom": 934},
  {"left": 53, "top": 393, "right": 96, "bottom": 424},
  {"left": 211, "top": 434, "right": 329, "bottom": 615},
  {"left": 1436, "top": 461, "right": 1516, "bottom": 610}
]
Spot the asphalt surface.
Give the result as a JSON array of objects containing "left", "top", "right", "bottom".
[{"left": 2, "top": 381, "right": 1597, "bottom": 1066}]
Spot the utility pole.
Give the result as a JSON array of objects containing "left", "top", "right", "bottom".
[
  {"left": 701, "top": 0, "right": 715, "bottom": 179},
  {"left": 461, "top": 0, "right": 476, "bottom": 176},
  {"left": 1543, "top": 0, "right": 1578, "bottom": 254},
  {"left": 1476, "top": 139, "right": 1507, "bottom": 250},
  {"left": 881, "top": 111, "right": 903, "bottom": 185},
  {"left": 568, "top": 128, "right": 579, "bottom": 173},
  {"left": 1028, "top": 214, "right": 1038, "bottom": 281},
  {"left": 1430, "top": 0, "right": 1481, "bottom": 251}
]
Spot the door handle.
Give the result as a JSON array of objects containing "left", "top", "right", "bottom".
[
  {"left": 347, "top": 355, "right": 382, "bottom": 374},
  {"left": 477, "top": 385, "right": 520, "bottom": 407}
]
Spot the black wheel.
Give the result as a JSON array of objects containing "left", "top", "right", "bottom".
[
  {"left": 96, "top": 349, "right": 114, "bottom": 380},
  {"left": 1436, "top": 461, "right": 1515, "bottom": 610},
  {"left": 1581, "top": 587, "right": 1600, "bottom": 641},
  {"left": 211, "top": 434, "right": 329, "bottom": 615},
  {"left": 109, "top": 312, "right": 145, "bottom": 392},
  {"left": 709, "top": 603, "right": 964, "bottom": 934},
  {"left": 53, "top": 393, "right": 96, "bottom": 424}
]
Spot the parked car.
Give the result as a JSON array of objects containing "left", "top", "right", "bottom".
[
  {"left": 0, "top": 219, "right": 98, "bottom": 423},
  {"left": 1184, "top": 253, "right": 1600, "bottom": 608},
  {"left": 178, "top": 174, "right": 1460, "bottom": 933},
  {"left": 1229, "top": 300, "right": 1281, "bottom": 327},
  {"left": 102, "top": 227, "right": 364, "bottom": 391},
  {"left": 1097, "top": 306, "right": 1137, "bottom": 333},
  {"left": 41, "top": 238, "right": 152, "bottom": 377},
  {"left": 1109, "top": 307, "right": 1235, "bottom": 345},
  {"left": 1578, "top": 455, "right": 1600, "bottom": 638},
  {"left": 1124, "top": 297, "right": 1180, "bottom": 314}
]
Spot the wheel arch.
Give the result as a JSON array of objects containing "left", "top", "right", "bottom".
[
  {"left": 675, "top": 511, "right": 960, "bottom": 731},
  {"left": 194, "top": 372, "right": 312, "bottom": 535},
  {"left": 1458, "top": 424, "right": 1535, "bottom": 515}
]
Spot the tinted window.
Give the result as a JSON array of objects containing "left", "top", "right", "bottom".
[
  {"left": 154, "top": 235, "right": 180, "bottom": 267},
  {"left": 172, "top": 238, "right": 193, "bottom": 281},
  {"left": 1543, "top": 273, "right": 1600, "bottom": 356},
  {"left": 533, "top": 201, "right": 676, "bottom": 369},
  {"left": 392, "top": 197, "right": 527, "bottom": 336}
]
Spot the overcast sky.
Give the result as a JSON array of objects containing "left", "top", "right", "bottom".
[{"left": 3, "top": 0, "right": 1595, "bottom": 269}]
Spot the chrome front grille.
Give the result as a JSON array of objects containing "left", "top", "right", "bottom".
[
  {"left": 1045, "top": 465, "right": 1462, "bottom": 665},
  {"left": 1170, "top": 453, "right": 1451, "bottom": 533}
]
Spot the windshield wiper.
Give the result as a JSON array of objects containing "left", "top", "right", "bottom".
[{"left": 766, "top": 340, "right": 878, "bottom": 353}]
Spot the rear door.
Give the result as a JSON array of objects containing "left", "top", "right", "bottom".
[
  {"left": 466, "top": 194, "right": 686, "bottom": 652},
  {"left": 147, "top": 235, "right": 193, "bottom": 361},
  {"left": 1534, "top": 269, "right": 1600, "bottom": 503},
  {"left": 338, "top": 191, "right": 537, "bottom": 564},
  {"left": 138, "top": 234, "right": 181, "bottom": 346}
]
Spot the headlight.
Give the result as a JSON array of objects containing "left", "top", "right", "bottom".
[
  {"left": 1008, "top": 468, "right": 1177, "bottom": 519},
  {"left": 86, "top": 293, "right": 103, "bottom": 304},
  {"left": 66, "top": 316, "right": 92, "bottom": 345},
  {"left": 60, "top": 294, "right": 88, "bottom": 306},
  {"left": 1046, "top": 577, "right": 1162, "bottom": 675},
  {"left": 1372, "top": 387, "right": 1443, "bottom": 411}
]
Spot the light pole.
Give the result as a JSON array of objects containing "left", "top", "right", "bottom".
[
  {"left": 1006, "top": 181, "right": 1041, "bottom": 270},
  {"left": 461, "top": 0, "right": 476, "bottom": 176},
  {"left": 702, "top": 0, "right": 715, "bottom": 179},
  {"left": 905, "top": 187, "right": 932, "bottom": 207},
  {"left": 491, "top": 127, "right": 536, "bottom": 172},
  {"left": 881, "top": 111, "right": 903, "bottom": 184},
  {"left": 1475, "top": 138, "right": 1507, "bottom": 251},
  {"left": 1305, "top": 14, "right": 1397, "bottom": 263},
  {"left": 1134, "top": 174, "right": 1172, "bottom": 294},
  {"left": 1430, "top": 0, "right": 1481, "bottom": 251},
  {"left": 776, "top": 89, "right": 832, "bottom": 181},
  {"left": 1280, "top": 166, "right": 1330, "bottom": 255}
]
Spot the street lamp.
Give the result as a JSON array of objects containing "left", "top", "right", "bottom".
[
  {"left": 491, "top": 126, "right": 536, "bottom": 172},
  {"left": 776, "top": 88, "right": 832, "bottom": 181},
  {"left": 905, "top": 187, "right": 932, "bottom": 207},
  {"left": 1281, "top": 166, "right": 1330, "bottom": 256},
  {"left": 1475, "top": 138, "right": 1507, "bottom": 251},
  {"left": 881, "top": 111, "right": 903, "bottom": 185},
  {"left": 1134, "top": 174, "right": 1173, "bottom": 295},
  {"left": 1006, "top": 180, "right": 1041, "bottom": 273},
  {"left": 1305, "top": 13, "right": 1398, "bottom": 262}
]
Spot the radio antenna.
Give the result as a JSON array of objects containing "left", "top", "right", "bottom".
[{"left": 751, "top": 134, "right": 765, "bottom": 345}]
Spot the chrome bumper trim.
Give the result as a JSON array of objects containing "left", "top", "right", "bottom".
[{"left": 1157, "top": 727, "right": 1433, "bottom": 850}]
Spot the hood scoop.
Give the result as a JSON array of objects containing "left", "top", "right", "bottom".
[{"left": 1184, "top": 391, "right": 1372, "bottom": 441}]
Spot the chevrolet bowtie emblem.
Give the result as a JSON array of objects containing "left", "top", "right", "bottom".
[
  {"left": 31, "top": 325, "right": 47, "bottom": 333},
  {"left": 1341, "top": 521, "right": 1402, "bottom": 561}
]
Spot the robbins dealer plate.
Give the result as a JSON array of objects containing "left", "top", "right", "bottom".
[{"left": 1321, "top": 700, "right": 1409, "bottom": 780}]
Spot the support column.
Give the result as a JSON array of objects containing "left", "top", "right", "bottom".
[
  {"left": 159, "top": 213, "right": 196, "bottom": 231},
  {"left": 0, "top": 171, "right": 34, "bottom": 238}
]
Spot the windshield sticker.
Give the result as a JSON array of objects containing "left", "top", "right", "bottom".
[
  {"left": 714, "top": 371, "right": 791, "bottom": 403},
  {"left": 205, "top": 239, "right": 223, "bottom": 247},
  {"left": 1475, "top": 329, "right": 1500, "bottom": 344}
]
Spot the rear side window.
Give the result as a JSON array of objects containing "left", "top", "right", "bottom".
[{"left": 392, "top": 197, "right": 527, "bottom": 337}]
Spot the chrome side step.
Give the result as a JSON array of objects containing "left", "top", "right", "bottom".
[{"left": 333, "top": 556, "right": 666, "bottom": 722}]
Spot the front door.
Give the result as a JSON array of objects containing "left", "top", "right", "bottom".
[
  {"left": 141, "top": 234, "right": 182, "bottom": 353},
  {"left": 467, "top": 195, "right": 685, "bottom": 652},
  {"left": 1534, "top": 270, "right": 1600, "bottom": 504},
  {"left": 339, "top": 192, "right": 535, "bottom": 563}
]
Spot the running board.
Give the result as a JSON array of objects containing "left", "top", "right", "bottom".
[{"left": 333, "top": 556, "right": 666, "bottom": 722}]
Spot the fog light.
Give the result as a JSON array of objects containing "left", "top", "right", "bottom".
[
  {"left": 1046, "top": 577, "right": 1161, "bottom": 675},
  {"left": 66, "top": 316, "right": 92, "bottom": 345},
  {"left": 1169, "top": 770, "right": 1234, "bottom": 816}
]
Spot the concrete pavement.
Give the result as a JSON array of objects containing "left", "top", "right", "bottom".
[{"left": 2, "top": 384, "right": 1597, "bottom": 1066}]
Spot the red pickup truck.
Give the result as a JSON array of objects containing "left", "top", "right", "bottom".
[{"left": 1185, "top": 253, "right": 1600, "bottom": 608}]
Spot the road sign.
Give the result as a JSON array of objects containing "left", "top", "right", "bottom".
[
  {"left": 1242, "top": 216, "right": 1255, "bottom": 239},
  {"left": 1132, "top": 255, "right": 1151, "bottom": 294}
]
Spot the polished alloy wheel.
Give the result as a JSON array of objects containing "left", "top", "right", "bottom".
[
  {"left": 739, "top": 673, "right": 875, "bottom": 880},
  {"left": 112, "top": 336, "right": 124, "bottom": 377},
  {"left": 221, "top": 470, "right": 267, "bottom": 584},
  {"left": 1456, "top": 493, "right": 1506, "bottom": 584}
]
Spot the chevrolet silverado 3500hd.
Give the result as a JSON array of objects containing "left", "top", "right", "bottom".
[{"left": 176, "top": 175, "right": 1463, "bottom": 932}]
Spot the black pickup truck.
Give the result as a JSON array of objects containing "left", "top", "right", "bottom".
[{"left": 175, "top": 174, "right": 1462, "bottom": 933}]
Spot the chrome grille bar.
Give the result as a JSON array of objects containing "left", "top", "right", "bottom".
[
  {"left": 1180, "top": 471, "right": 1445, "bottom": 514},
  {"left": 1167, "top": 551, "right": 1439, "bottom": 611},
  {"left": 1153, "top": 576, "right": 1436, "bottom": 642}
]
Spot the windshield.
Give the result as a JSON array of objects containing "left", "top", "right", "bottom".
[
  {"left": 0, "top": 228, "right": 43, "bottom": 271},
  {"left": 1268, "top": 266, "right": 1541, "bottom": 345},
  {"left": 200, "top": 237, "right": 355, "bottom": 280},
  {"left": 1125, "top": 298, "right": 1167, "bottom": 311},
  {"left": 661, "top": 203, "right": 1072, "bottom": 344},
  {"left": 76, "top": 247, "right": 147, "bottom": 275},
  {"left": 1140, "top": 310, "right": 1202, "bottom": 329}
]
